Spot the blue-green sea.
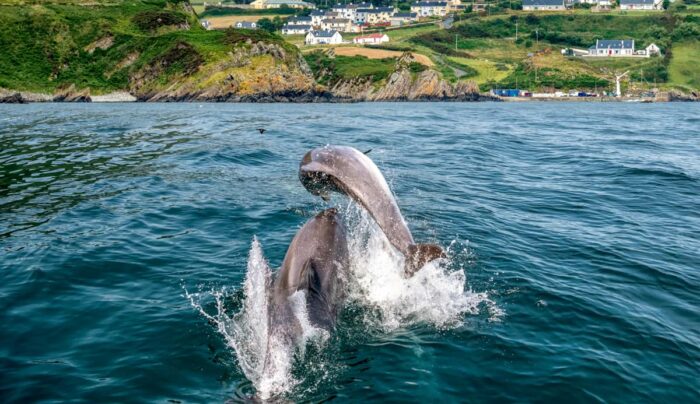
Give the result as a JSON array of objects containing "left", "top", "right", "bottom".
[{"left": 1, "top": 103, "right": 699, "bottom": 402}]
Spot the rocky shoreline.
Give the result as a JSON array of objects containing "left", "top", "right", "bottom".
[{"left": 4, "top": 87, "right": 697, "bottom": 103}]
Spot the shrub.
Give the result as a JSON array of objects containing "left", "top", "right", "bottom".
[{"left": 132, "top": 11, "right": 187, "bottom": 32}]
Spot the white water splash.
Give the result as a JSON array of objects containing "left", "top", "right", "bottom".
[
  {"left": 188, "top": 206, "right": 500, "bottom": 399},
  {"left": 343, "top": 204, "right": 496, "bottom": 331}
]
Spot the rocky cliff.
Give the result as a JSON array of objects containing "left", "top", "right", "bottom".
[{"left": 312, "top": 53, "right": 493, "bottom": 102}]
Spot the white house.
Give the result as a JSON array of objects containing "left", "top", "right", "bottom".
[
  {"left": 282, "top": 24, "right": 312, "bottom": 34},
  {"left": 305, "top": 30, "right": 343, "bottom": 45},
  {"left": 587, "top": 39, "right": 635, "bottom": 57},
  {"left": 390, "top": 12, "right": 418, "bottom": 26},
  {"left": 321, "top": 18, "right": 354, "bottom": 32},
  {"left": 522, "top": 0, "right": 566, "bottom": 10},
  {"left": 645, "top": 43, "right": 661, "bottom": 56},
  {"left": 250, "top": 0, "right": 315, "bottom": 9},
  {"left": 234, "top": 21, "right": 257, "bottom": 29},
  {"left": 619, "top": 0, "right": 663, "bottom": 9},
  {"left": 287, "top": 16, "right": 312, "bottom": 25},
  {"left": 310, "top": 10, "right": 327, "bottom": 25},
  {"left": 353, "top": 33, "right": 390, "bottom": 44},
  {"left": 410, "top": 1, "right": 449, "bottom": 17}
]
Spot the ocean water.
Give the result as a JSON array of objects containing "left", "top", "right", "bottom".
[{"left": 1, "top": 102, "right": 699, "bottom": 402}]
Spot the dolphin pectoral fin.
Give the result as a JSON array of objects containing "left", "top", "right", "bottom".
[
  {"left": 297, "top": 259, "right": 322, "bottom": 297},
  {"left": 405, "top": 243, "right": 446, "bottom": 277}
]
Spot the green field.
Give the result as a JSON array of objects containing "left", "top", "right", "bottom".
[{"left": 668, "top": 41, "right": 700, "bottom": 89}]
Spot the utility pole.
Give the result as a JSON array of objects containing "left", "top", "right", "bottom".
[
  {"left": 455, "top": 34, "right": 458, "bottom": 51},
  {"left": 536, "top": 28, "right": 539, "bottom": 46},
  {"left": 515, "top": 21, "right": 518, "bottom": 41}
]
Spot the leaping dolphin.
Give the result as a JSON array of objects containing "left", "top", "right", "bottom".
[
  {"left": 299, "top": 145, "right": 444, "bottom": 276},
  {"left": 262, "top": 208, "right": 348, "bottom": 381}
]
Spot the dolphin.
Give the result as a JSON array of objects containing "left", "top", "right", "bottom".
[
  {"left": 298, "top": 145, "right": 444, "bottom": 276},
  {"left": 261, "top": 208, "right": 348, "bottom": 383}
]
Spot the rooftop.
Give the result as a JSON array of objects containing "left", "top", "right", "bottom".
[
  {"left": 591, "top": 39, "right": 635, "bottom": 49},
  {"left": 522, "top": 0, "right": 565, "bottom": 5},
  {"left": 309, "top": 30, "right": 339, "bottom": 37}
]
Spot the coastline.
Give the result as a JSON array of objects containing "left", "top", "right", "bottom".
[{"left": 2, "top": 88, "right": 698, "bottom": 104}]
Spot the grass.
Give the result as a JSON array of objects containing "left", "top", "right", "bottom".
[
  {"left": 304, "top": 52, "right": 396, "bottom": 85},
  {"left": 446, "top": 57, "right": 513, "bottom": 84},
  {"left": 668, "top": 41, "right": 700, "bottom": 89},
  {"left": 0, "top": 0, "right": 301, "bottom": 94}
]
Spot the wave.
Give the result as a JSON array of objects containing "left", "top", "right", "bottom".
[{"left": 188, "top": 204, "right": 498, "bottom": 399}]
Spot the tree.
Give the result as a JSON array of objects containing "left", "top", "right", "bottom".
[{"left": 257, "top": 18, "right": 276, "bottom": 32}]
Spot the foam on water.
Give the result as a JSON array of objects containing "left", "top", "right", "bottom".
[{"left": 189, "top": 206, "right": 497, "bottom": 399}]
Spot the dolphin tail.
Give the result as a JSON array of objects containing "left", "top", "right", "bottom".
[{"left": 405, "top": 244, "right": 446, "bottom": 276}]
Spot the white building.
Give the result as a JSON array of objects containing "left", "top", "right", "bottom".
[
  {"left": 390, "top": 12, "right": 418, "bottom": 26},
  {"left": 353, "top": 33, "right": 390, "bottom": 44},
  {"left": 250, "top": 0, "right": 315, "bottom": 9},
  {"left": 234, "top": 21, "right": 257, "bottom": 29},
  {"left": 522, "top": 0, "right": 566, "bottom": 10},
  {"left": 619, "top": 0, "right": 663, "bottom": 9},
  {"left": 587, "top": 39, "right": 635, "bottom": 57},
  {"left": 305, "top": 30, "right": 343, "bottom": 45},
  {"left": 321, "top": 18, "right": 354, "bottom": 32},
  {"left": 281, "top": 24, "right": 312, "bottom": 34},
  {"left": 410, "top": 1, "right": 449, "bottom": 17}
]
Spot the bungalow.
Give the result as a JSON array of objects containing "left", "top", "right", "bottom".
[
  {"left": 305, "top": 30, "right": 343, "bottom": 45},
  {"left": 390, "top": 12, "right": 418, "bottom": 26},
  {"left": 281, "top": 24, "right": 312, "bottom": 34},
  {"left": 250, "top": 0, "right": 315, "bottom": 9},
  {"left": 619, "top": 0, "right": 662, "bottom": 9},
  {"left": 235, "top": 21, "right": 257, "bottom": 29},
  {"left": 353, "top": 33, "right": 390, "bottom": 44},
  {"left": 410, "top": 1, "right": 449, "bottom": 17},
  {"left": 522, "top": 0, "right": 566, "bottom": 10},
  {"left": 587, "top": 39, "right": 635, "bottom": 57}
]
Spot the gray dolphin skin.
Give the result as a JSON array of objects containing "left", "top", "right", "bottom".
[
  {"left": 263, "top": 208, "right": 348, "bottom": 377},
  {"left": 299, "top": 145, "right": 444, "bottom": 275},
  {"left": 270, "top": 207, "right": 348, "bottom": 331}
]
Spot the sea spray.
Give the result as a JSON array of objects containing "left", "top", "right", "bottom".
[
  {"left": 342, "top": 203, "right": 494, "bottom": 331},
  {"left": 188, "top": 205, "right": 499, "bottom": 398}
]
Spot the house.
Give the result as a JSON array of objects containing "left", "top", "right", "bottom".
[
  {"left": 619, "top": 0, "right": 662, "bottom": 9},
  {"left": 355, "top": 8, "right": 394, "bottom": 24},
  {"left": 305, "top": 30, "right": 343, "bottom": 45},
  {"left": 287, "top": 16, "right": 312, "bottom": 25},
  {"left": 331, "top": 3, "right": 359, "bottom": 20},
  {"left": 390, "top": 12, "right": 418, "bottom": 26},
  {"left": 200, "top": 19, "right": 212, "bottom": 30},
  {"left": 321, "top": 18, "right": 353, "bottom": 32},
  {"left": 250, "top": 0, "right": 315, "bottom": 9},
  {"left": 587, "top": 39, "right": 635, "bottom": 57},
  {"left": 410, "top": 1, "right": 449, "bottom": 17},
  {"left": 645, "top": 43, "right": 661, "bottom": 56},
  {"left": 353, "top": 33, "right": 390, "bottom": 44},
  {"left": 310, "top": 10, "right": 327, "bottom": 25},
  {"left": 522, "top": 0, "right": 566, "bottom": 10},
  {"left": 234, "top": 21, "right": 257, "bottom": 29},
  {"left": 281, "top": 24, "right": 312, "bottom": 34}
]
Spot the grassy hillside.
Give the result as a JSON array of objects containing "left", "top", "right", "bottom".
[
  {"left": 408, "top": 12, "right": 700, "bottom": 92},
  {"left": 668, "top": 41, "right": 700, "bottom": 90},
  {"left": 0, "top": 0, "right": 305, "bottom": 95}
]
